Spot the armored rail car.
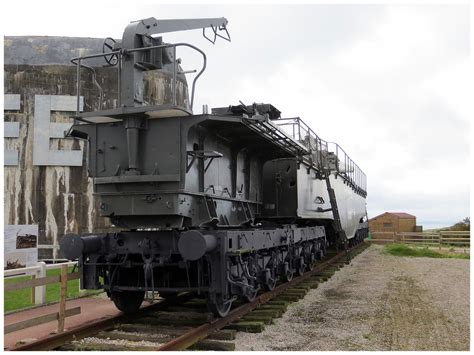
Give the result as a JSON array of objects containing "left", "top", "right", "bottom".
[{"left": 60, "top": 16, "right": 368, "bottom": 316}]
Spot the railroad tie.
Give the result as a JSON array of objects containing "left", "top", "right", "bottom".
[
  {"left": 261, "top": 302, "right": 289, "bottom": 312},
  {"left": 277, "top": 294, "right": 301, "bottom": 302},
  {"left": 250, "top": 309, "right": 284, "bottom": 318},
  {"left": 59, "top": 341, "right": 160, "bottom": 351},
  {"left": 115, "top": 323, "right": 190, "bottom": 337},
  {"left": 206, "top": 329, "right": 237, "bottom": 341},
  {"left": 241, "top": 315, "right": 274, "bottom": 325},
  {"left": 190, "top": 339, "right": 236, "bottom": 351},
  {"left": 225, "top": 321, "right": 266, "bottom": 333}
]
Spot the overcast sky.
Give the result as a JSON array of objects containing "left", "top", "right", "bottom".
[{"left": 2, "top": 3, "right": 470, "bottom": 228}]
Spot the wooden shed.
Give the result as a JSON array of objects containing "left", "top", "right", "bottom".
[{"left": 369, "top": 212, "right": 418, "bottom": 234}]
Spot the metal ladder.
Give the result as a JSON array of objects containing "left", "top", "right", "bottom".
[
  {"left": 324, "top": 173, "right": 348, "bottom": 252},
  {"left": 243, "top": 118, "right": 310, "bottom": 158},
  {"left": 246, "top": 116, "right": 350, "bottom": 255}
]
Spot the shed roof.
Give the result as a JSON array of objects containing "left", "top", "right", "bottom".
[{"left": 369, "top": 212, "right": 416, "bottom": 221}]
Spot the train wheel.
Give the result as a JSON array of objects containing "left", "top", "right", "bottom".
[
  {"left": 265, "top": 268, "right": 277, "bottom": 291},
  {"left": 265, "top": 277, "right": 277, "bottom": 291},
  {"left": 208, "top": 296, "right": 232, "bottom": 317},
  {"left": 306, "top": 245, "right": 316, "bottom": 271},
  {"left": 295, "top": 257, "right": 305, "bottom": 276},
  {"left": 245, "top": 289, "right": 258, "bottom": 303},
  {"left": 111, "top": 290, "right": 145, "bottom": 314},
  {"left": 296, "top": 265, "right": 305, "bottom": 276},
  {"left": 306, "top": 255, "right": 315, "bottom": 271},
  {"left": 239, "top": 277, "right": 258, "bottom": 303},
  {"left": 318, "top": 248, "right": 325, "bottom": 260},
  {"left": 262, "top": 265, "right": 277, "bottom": 291}
]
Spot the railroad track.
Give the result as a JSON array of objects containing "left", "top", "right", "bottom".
[{"left": 12, "top": 242, "right": 369, "bottom": 351}]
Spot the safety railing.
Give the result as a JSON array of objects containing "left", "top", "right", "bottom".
[
  {"left": 70, "top": 42, "right": 207, "bottom": 120},
  {"left": 275, "top": 117, "right": 367, "bottom": 194},
  {"left": 328, "top": 142, "right": 367, "bottom": 193},
  {"left": 275, "top": 117, "right": 328, "bottom": 167}
]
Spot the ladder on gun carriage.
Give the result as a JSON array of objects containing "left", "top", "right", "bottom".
[
  {"left": 324, "top": 175, "right": 349, "bottom": 253},
  {"left": 243, "top": 117, "right": 350, "bottom": 253}
]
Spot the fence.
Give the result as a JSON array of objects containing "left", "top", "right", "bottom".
[
  {"left": 370, "top": 231, "right": 470, "bottom": 250},
  {"left": 4, "top": 262, "right": 81, "bottom": 334},
  {"left": 4, "top": 261, "right": 78, "bottom": 305}
]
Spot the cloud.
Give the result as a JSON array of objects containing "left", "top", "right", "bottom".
[
  {"left": 3, "top": 4, "right": 469, "bottom": 228},
  {"left": 421, "top": 58, "right": 471, "bottom": 120},
  {"left": 193, "top": 5, "right": 470, "bottom": 228}
]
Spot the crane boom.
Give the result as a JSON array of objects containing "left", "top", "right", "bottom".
[
  {"left": 129, "top": 17, "right": 228, "bottom": 36},
  {"left": 117, "top": 16, "right": 229, "bottom": 107},
  {"left": 122, "top": 17, "right": 229, "bottom": 49}
]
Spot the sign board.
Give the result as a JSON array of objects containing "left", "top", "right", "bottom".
[{"left": 4, "top": 225, "right": 38, "bottom": 269}]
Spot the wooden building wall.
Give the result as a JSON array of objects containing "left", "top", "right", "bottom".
[{"left": 369, "top": 213, "right": 416, "bottom": 234}]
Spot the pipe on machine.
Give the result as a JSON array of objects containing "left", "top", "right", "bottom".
[
  {"left": 178, "top": 230, "right": 217, "bottom": 261},
  {"left": 59, "top": 234, "right": 102, "bottom": 260}
]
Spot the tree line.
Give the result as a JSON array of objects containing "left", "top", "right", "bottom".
[{"left": 449, "top": 217, "right": 470, "bottom": 231}]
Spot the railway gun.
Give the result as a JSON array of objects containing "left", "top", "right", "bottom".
[{"left": 60, "top": 16, "right": 368, "bottom": 317}]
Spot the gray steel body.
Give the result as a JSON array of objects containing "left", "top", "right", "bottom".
[{"left": 59, "top": 16, "right": 367, "bottom": 316}]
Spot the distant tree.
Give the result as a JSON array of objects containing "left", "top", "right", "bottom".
[{"left": 449, "top": 217, "right": 470, "bottom": 231}]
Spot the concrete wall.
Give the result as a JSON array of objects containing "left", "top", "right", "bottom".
[
  {"left": 4, "top": 36, "right": 189, "bottom": 259},
  {"left": 4, "top": 65, "right": 116, "bottom": 259}
]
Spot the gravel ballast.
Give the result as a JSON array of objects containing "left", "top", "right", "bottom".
[{"left": 235, "top": 244, "right": 470, "bottom": 351}]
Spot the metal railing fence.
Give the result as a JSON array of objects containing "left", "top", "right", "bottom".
[{"left": 275, "top": 117, "right": 367, "bottom": 194}]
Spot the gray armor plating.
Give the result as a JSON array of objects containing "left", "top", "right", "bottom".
[
  {"left": 59, "top": 16, "right": 367, "bottom": 317},
  {"left": 60, "top": 225, "right": 326, "bottom": 297}
]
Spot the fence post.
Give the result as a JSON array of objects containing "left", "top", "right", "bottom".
[
  {"left": 35, "top": 262, "right": 47, "bottom": 305},
  {"left": 30, "top": 275, "right": 35, "bottom": 304},
  {"left": 58, "top": 264, "right": 68, "bottom": 333},
  {"left": 439, "top": 235, "right": 442, "bottom": 250}
]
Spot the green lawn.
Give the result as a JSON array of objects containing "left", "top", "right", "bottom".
[
  {"left": 384, "top": 244, "right": 470, "bottom": 260},
  {"left": 4, "top": 267, "right": 100, "bottom": 312}
]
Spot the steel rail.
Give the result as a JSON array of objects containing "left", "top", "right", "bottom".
[
  {"left": 10, "top": 293, "right": 193, "bottom": 351},
  {"left": 11, "top": 242, "right": 367, "bottom": 351},
  {"left": 157, "top": 243, "right": 366, "bottom": 351}
]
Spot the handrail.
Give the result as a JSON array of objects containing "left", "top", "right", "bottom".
[
  {"left": 274, "top": 117, "right": 367, "bottom": 194},
  {"left": 70, "top": 42, "right": 206, "bottom": 117}
]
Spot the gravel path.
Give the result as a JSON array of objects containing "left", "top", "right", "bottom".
[{"left": 235, "top": 244, "right": 470, "bottom": 351}]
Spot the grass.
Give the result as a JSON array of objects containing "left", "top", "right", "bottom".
[
  {"left": 4, "top": 267, "right": 100, "bottom": 312},
  {"left": 384, "top": 244, "right": 470, "bottom": 260}
]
